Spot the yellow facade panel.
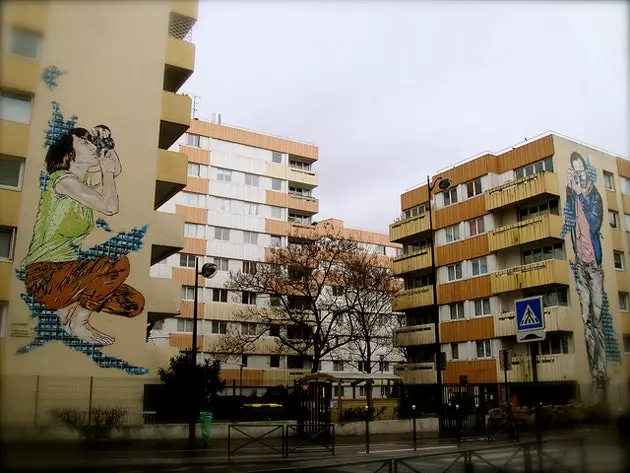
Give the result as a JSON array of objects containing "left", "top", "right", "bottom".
[
  {"left": 0, "top": 262, "right": 13, "bottom": 301},
  {"left": 0, "top": 189, "right": 22, "bottom": 228},
  {"left": 392, "top": 286, "right": 433, "bottom": 311},
  {"left": 504, "top": 354, "right": 576, "bottom": 383},
  {"left": 0, "top": 55, "right": 39, "bottom": 94},
  {"left": 5, "top": 1, "right": 49, "bottom": 32},
  {"left": 493, "top": 306, "right": 574, "bottom": 337},
  {"left": 488, "top": 214, "right": 563, "bottom": 252},
  {"left": 394, "top": 362, "right": 437, "bottom": 385},
  {"left": 390, "top": 214, "right": 430, "bottom": 242},
  {"left": 485, "top": 172, "right": 560, "bottom": 211},
  {"left": 165, "top": 36, "right": 195, "bottom": 72},
  {"left": 0, "top": 121, "right": 30, "bottom": 158},
  {"left": 145, "top": 277, "right": 181, "bottom": 316},
  {"left": 490, "top": 259, "right": 570, "bottom": 294},
  {"left": 170, "top": 0, "right": 199, "bottom": 20},
  {"left": 156, "top": 149, "right": 188, "bottom": 187},
  {"left": 391, "top": 248, "right": 432, "bottom": 276},
  {"left": 393, "top": 324, "right": 435, "bottom": 347}
]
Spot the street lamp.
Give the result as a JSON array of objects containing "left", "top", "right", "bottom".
[
  {"left": 189, "top": 258, "right": 218, "bottom": 444},
  {"left": 412, "top": 404, "right": 417, "bottom": 451},
  {"left": 427, "top": 175, "right": 451, "bottom": 438}
]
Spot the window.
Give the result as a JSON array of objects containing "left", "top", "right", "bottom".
[
  {"left": 289, "top": 186, "right": 311, "bottom": 197},
  {"left": 10, "top": 28, "right": 41, "bottom": 58},
  {"left": 242, "top": 323, "right": 258, "bottom": 335},
  {"left": 538, "top": 333, "right": 570, "bottom": 355},
  {"left": 244, "top": 203, "right": 258, "bottom": 216},
  {"left": 216, "top": 168, "right": 231, "bottom": 182},
  {"left": 271, "top": 178, "right": 283, "bottom": 191},
  {"left": 619, "top": 292, "right": 629, "bottom": 312},
  {"left": 241, "top": 354, "right": 248, "bottom": 367},
  {"left": 333, "top": 361, "right": 344, "bottom": 371},
  {"left": 476, "top": 340, "right": 492, "bottom": 358},
  {"left": 242, "top": 291, "right": 257, "bottom": 305},
  {"left": 518, "top": 199, "right": 560, "bottom": 221},
  {"left": 332, "top": 286, "right": 344, "bottom": 296},
  {"left": 403, "top": 204, "right": 426, "bottom": 220},
  {"left": 270, "top": 295, "right": 281, "bottom": 307},
  {"left": 0, "top": 92, "right": 31, "bottom": 123},
  {"left": 186, "top": 133, "right": 200, "bottom": 147},
  {"left": 469, "top": 217, "right": 485, "bottom": 236},
  {"left": 623, "top": 178, "right": 630, "bottom": 195},
  {"left": 442, "top": 188, "right": 458, "bottom": 206},
  {"left": 214, "top": 227, "right": 230, "bottom": 241},
  {"left": 609, "top": 210, "right": 619, "bottom": 230},
  {"left": 0, "top": 227, "right": 16, "bottom": 260},
  {"left": 471, "top": 257, "right": 488, "bottom": 276},
  {"left": 287, "top": 356, "right": 304, "bottom": 369},
  {"left": 379, "top": 361, "right": 390, "bottom": 372},
  {"left": 289, "top": 213, "right": 311, "bottom": 224},
  {"left": 184, "top": 223, "right": 205, "bottom": 238},
  {"left": 269, "top": 324, "right": 280, "bottom": 336},
  {"left": 522, "top": 243, "right": 564, "bottom": 265},
  {"left": 474, "top": 298, "right": 492, "bottom": 316},
  {"left": 181, "top": 285, "right": 196, "bottom": 300},
  {"left": 272, "top": 152, "right": 283, "bottom": 163},
  {"left": 451, "top": 343, "right": 459, "bottom": 360},
  {"left": 0, "top": 155, "right": 24, "bottom": 190},
  {"left": 217, "top": 198, "right": 231, "bottom": 212},
  {"left": 626, "top": 214, "right": 630, "bottom": 231},
  {"left": 404, "top": 239, "right": 430, "bottom": 254},
  {"left": 614, "top": 252, "right": 625, "bottom": 270},
  {"left": 243, "top": 231, "right": 258, "bottom": 245},
  {"left": 466, "top": 178, "right": 482, "bottom": 198},
  {"left": 445, "top": 224, "right": 461, "bottom": 243},
  {"left": 334, "top": 385, "right": 344, "bottom": 397},
  {"left": 270, "top": 355, "right": 280, "bottom": 368},
  {"left": 514, "top": 157, "right": 554, "bottom": 179},
  {"left": 187, "top": 163, "right": 200, "bottom": 176},
  {"left": 182, "top": 192, "right": 199, "bottom": 206},
  {"left": 213, "top": 289, "right": 228, "bottom": 303},
  {"left": 358, "top": 361, "right": 369, "bottom": 373},
  {"left": 406, "top": 273, "right": 433, "bottom": 290},
  {"left": 177, "top": 318, "right": 196, "bottom": 332},
  {"left": 447, "top": 263, "right": 463, "bottom": 281},
  {"left": 270, "top": 235, "right": 282, "bottom": 248},
  {"left": 243, "top": 261, "right": 257, "bottom": 274},
  {"left": 245, "top": 173, "right": 259, "bottom": 187},
  {"left": 214, "top": 257, "right": 229, "bottom": 271},
  {"left": 211, "top": 321, "right": 227, "bottom": 334},
  {"left": 624, "top": 336, "right": 630, "bottom": 355},
  {"left": 179, "top": 253, "right": 197, "bottom": 268},
  {"left": 603, "top": 171, "right": 615, "bottom": 190},
  {"left": 271, "top": 206, "right": 283, "bottom": 219},
  {"left": 449, "top": 302, "right": 465, "bottom": 320},
  {"left": 536, "top": 288, "right": 568, "bottom": 307}
]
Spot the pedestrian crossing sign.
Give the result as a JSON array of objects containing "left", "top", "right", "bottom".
[{"left": 515, "top": 296, "right": 545, "bottom": 343}]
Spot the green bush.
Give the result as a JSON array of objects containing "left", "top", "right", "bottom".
[{"left": 51, "top": 407, "right": 126, "bottom": 441}]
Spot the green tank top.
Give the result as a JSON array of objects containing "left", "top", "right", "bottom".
[{"left": 21, "top": 170, "right": 95, "bottom": 267}]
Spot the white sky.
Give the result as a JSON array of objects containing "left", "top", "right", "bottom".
[{"left": 182, "top": 0, "right": 630, "bottom": 234}]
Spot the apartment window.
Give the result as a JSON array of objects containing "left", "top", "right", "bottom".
[
  {"left": 10, "top": 28, "right": 41, "bottom": 58},
  {"left": 538, "top": 333, "right": 570, "bottom": 355},
  {"left": 603, "top": 171, "right": 615, "bottom": 190},
  {"left": 476, "top": 340, "right": 492, "bottom": 358},
  {"left": 272, "top": 152, "right": 283, "bottom": 164},
  {"left": 289, "top": 186, "right": 311, "bottom": 197},
  {"left": 215, "top": 227, "right": 230, "bottom": 241},
  {"left": 518, "top": 199, "right": 560, "bottom": 221},
  {"left": 214, "top": 257, "right": 229, "bottom": 271},
  {"left": 0, "top": 227, "right": 16, "bottom": 260},
  {"left": 515, "top": 157, "right": 554, "bottom": 179},
  {"left": 243, "top": 261, "right": 257, "bottom": 274},
  {"left": 290, "top": 159, "right": 311, "bottom": 171},
  {"left": 245, "top": 203, "right": 259, "bottom": 216},
  {"left": 619, "top": 292, "right": 629, "bottom": 312},
  {"left": 466, "top": 178, "right": 482, "bottom": 198},
  {"left": 333, "top": 361, "right": 344, "bottom": 371},
  {"left": 217, "top": 198, "right": 231, "bottom": 212},
  {"left": 271, "top": 206, "right": 283, "bottom": 219},
  {"left": 449, "top": 302, "right": 465, "bottom": 320},
  {"left": 447, "top": 263, "right": 463, "bottom": 282},
  {"left": 451, "top": 343, "right": 459, "bottom": 360},
  {"left": 332, "top": 286, "right": 344, "bottom": 297},
  {"left": 217, "top": 168, "right": 232, "bottom": 182},
  {"left": 406, "top": 273, "right": 433, "bottom": 290},
  {"left": 624, "top": 336, "right": 630, "bottom": 355},
  {"left": 271, "top": 178, "right": 283, "bottom": 191},
  {"left": 241, "top": 354, "right": 248, "bottom": 367},
  {"left": 289, "top": 213, "right": 311, "bottom": 224},
  {"left": 243, "top": 231, "right": 258, "bottom": 245},
  {"left": 522, "top": 243, "right": 564, "bottom": 265},
  {"left": 626, "top": 214, "right": 630, "bottom": 231},
  {"left": 181, "top": 285, "right": 196, "bottom": 301},
  {"left": 182, "top": 192, "right": 199, "bottom": 206},
  {"left": 187, "top": 163, "right": 200, "bottom": 176},
  {"left": 403, "top": 204, "right": 426, "bottom": 220},
  {"left": 474, "top": 298, "right": 492, "bottom": 316},
  {"left": 209, "top": 289, "right": 227, "bottom": 304},
  {"left": 211, "top": 321, "right": 227, "bottom": 334},
  {"left": 358, "top": 361, "right": 369, "bottom": 373},
  {"left": 177, "top": 319, "right": 196, "bottom": 333},
  {"left": 404, "top": 239, "right": 430, "bottom": 254},
  {"left": 623, "top": 178, "right": 630, "bottom": 195},
  {"left": 0, "top": 302, "right": 7, "bottom": 338},
  {"left": 269, "top": 324, "right": 280, "bottom": 336},
  {"left": 471, "top": 257, "right": 488, "bottom": 276},
  {"left": 609, "top": 210, "right": 619, "bottom": 230},
  {"left": 186, "top": 133, "right": 200, "bottom": 147},
  {"left": 242, "top": 291, "right": 257, "bottom": 305},
  {"left": 179, "top": 253, "right": 197, "bottom": 268},
  {"left": 270, "top": 295, "right": 281, "bottom": 307},
  {"left": 184, "top": 223, "right": 205, "bottom": 238},
  {"left": 270, "top": 235, "right": 282, "bottom": 248},
  {"left": 242, "top": 323, "right": 258, "bottom": 335},
  {"left": 445, "top": 224, "right": 461, "bottom": 243},
  {"left": 0, "top": 155, "right": 24, "bottom": 190},
  {"left": 469, "top": 217, "right": 485, "bottom": 236},
  {"left": 245, "top": 173, "right": 259, "bottom": 187},
  {"left": 287, "top": 356, "right": 304, "bottom": 369},
  {"left": 270, "top": 355, "right": 281, "bottom": 368},
  {"left": 442, "top": 188, "right": 458, "bottom": 206},
  {"left": 379, "top": 361, "right": 390, "bottom": 372},
  {"left": 0, "top": 92, "right": 31, "bottom": 123},
  {"left": 614, "top": 251, "right": 625, "bottom": 270}
]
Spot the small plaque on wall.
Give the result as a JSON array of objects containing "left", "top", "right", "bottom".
[{"left": 10, "top": 323, "right": 33, "bottom": 338}]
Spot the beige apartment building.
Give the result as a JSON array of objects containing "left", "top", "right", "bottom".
[
  {"left": 0, "top": 0, "right": 198, "bottom": 426},
  {"left": 391, "top": 133, "right": 630, "bottom": 411}
]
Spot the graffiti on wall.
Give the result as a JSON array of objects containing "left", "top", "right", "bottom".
[{"left": 561, "top": 152, "right": 621, "bottom": 393}]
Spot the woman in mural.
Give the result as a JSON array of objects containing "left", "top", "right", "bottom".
[{"left": 21, "top": 127, "right": 144, "bottom": 346}]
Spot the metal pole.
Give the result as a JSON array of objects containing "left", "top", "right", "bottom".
[
  {"left": 531, "top": 342, "right": 543, "bottom": 469},
  {"left": 189, "top": 257, "right": 200, "bottom": 444},
  {"left": 504, "top": 367, "right": 509, "bottom": 405},
  {"left": 87, "top": 376, "right": 94, "bottom": 427},
  {"left": 33, "top": 375, "right": 40, "bottom": 426},
  {"left": 412, "top": 405, "right": 417, "bottom": 451},
  {"left": 365, "top": 404, "right": 370, "bottom": 454}
]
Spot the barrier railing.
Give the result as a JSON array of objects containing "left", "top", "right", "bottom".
[{"left": 285, "top": 423, "right": 334, "bottom": 457}]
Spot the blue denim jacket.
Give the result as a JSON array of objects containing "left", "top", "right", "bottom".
[{"left": 565, "top": 184, "right": 603, "bottom": 265}]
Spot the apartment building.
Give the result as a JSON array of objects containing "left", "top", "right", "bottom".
[
  {"left": 150, "top": 119, "right": 402, "bottom": 394},
  {"left": 391, "top": 133, "right": 630, "bottom": 411},
  {"left": 0, "top": 0, "right": 197, "bottom": 425}
]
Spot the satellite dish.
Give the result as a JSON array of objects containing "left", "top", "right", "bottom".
[
  {"left": 438, "top": 178, "right": 452, "bottom": 190},
  {"left": 200, "top": 262, "right": 218, "bottom": 279}
]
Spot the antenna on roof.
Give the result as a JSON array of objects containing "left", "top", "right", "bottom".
[{"left": 192, "top": 95, "right": 201, "bottom": 119}]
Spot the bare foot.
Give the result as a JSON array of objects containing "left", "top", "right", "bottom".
[
  {"left": 61, "top": 306, "right": 115, "bottom": 346},
  {"left": 57, "top": 303, "right": 79, "bottom": 326}
]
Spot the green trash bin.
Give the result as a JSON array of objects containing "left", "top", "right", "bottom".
[{"left": 200, "top": 411, "right": 213, "bottom": 442}]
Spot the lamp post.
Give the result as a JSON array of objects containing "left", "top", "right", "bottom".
[
  {"left": 188, "top": 258, "right": 218, "bottom": 444},
  {"left": 412, "top": 404, "right": 417, "bottom": 451},
  {"left": 427, "top": 175, "right": 451, "bottom": 438}
]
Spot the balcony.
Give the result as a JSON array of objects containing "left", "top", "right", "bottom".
[
  {"left": 155, "top": 149, "right": 188, "bottom": 209},
  {"left": 287, "top": 167, "right": 318, "bottom": 187},
  {"left": 390, "top": 214, "right": 430, "bottom": 243},
  {"left": 150, "top": 211, "right": 184, "bottom": 265},
  {"left": 391, "top": 248, "right": 432, "bottom": 276},
  {"left": 393, "top": 324, "right": 435, "bottom": 347},
  {"left": 1, "top": 54, "right": 39, "bottom": 94},
  {"left": 394, "top": 363, "right": 437, "bottom": 385},
  {"left": 159, "top": 91, "right": 192, "bottom": 149},
  {"left": 503, "top": 354, "right": 577, "bottom": 383},
  {"left": 164, "top": 36, "right": 195, "bottom": 93},
  {"left": 170, "top": 333, "right": 203, "bottom": 351},
  {"left": 170, "top": 0, "right": 198, "bottom": 21},
  {"left": 392, "top": 286, "right": 433, "bottom": 311},
  {"left": 443, "top": 360, "right": 498, "bottom": 384},
  {"left": 485, "top": 172, "right": 559, "bottom": 211},
  {"left": 494, "top": 306, "right": 574, "bottom": 337},
  {"left": 0, "top": 189, "right": 21, "bottom": 227},
  {"left": 488, "top": 214, "right": 563, "bottom": 252},
  {"left": 145, "top": 276, "right": 181, "bottom": 317},
  {"left": 490, "top": 259, "right": 570, "bottom": 295}
]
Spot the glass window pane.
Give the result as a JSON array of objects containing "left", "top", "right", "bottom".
[
  {"left": 0, "top": 228, "right": 13, "bottom": 259},
  {"left": 0, "top": 93, "right": 31, "bottom": 123},
  {"left": 11, "top": 28, "right": 40, "bottom": 57},
  {"left": 544, "top": 157, "right": 554, "bottom": 172},
  {"left": 0, "top": 156, "right": 22, "bottom": 188},
  {"left": 483, "top": 298, "right": 491, "bottom": 314}
]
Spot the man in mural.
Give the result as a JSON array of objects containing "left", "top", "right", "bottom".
[
  {"left": 564, "top": 151, "right": 606, "bottom": 389},
  {"left": 20, "top": 127, "right": 144, "bottom": 346}
]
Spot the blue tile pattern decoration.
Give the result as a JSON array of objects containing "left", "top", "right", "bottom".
[
  {"left": 72, "top": 225, "right": 148, "bottom": 262},
  {"left": 39, "top": 172, "right": 51, "bottom": 191},
  {"left": 44, "top": 101, "right": 78, "bottom": 148},
  {"left": 41, "top": 65, "right": 67, "bottom": 91},
  {"left": 95, "top": 218, "right": 112, "bottom": 233}
]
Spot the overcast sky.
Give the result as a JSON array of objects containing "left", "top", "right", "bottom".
[{"left": 183, "top": 0, "right": 629, "bottom": 235}]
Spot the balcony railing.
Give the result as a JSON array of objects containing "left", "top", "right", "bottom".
[
  {"left": 488, "top": 214, "right": 563, "bottom": 252},
  {"left": 485, "top": 172, "right": 559, "bottom": 211},
  {"left": 494, "top": 305, "right": 574, "bottom": 337},
  {"left": 390, "top": 247, "right": 432, "bottom": 276},
  {"left": 392, "top": 286, "right": 433, "bottom": 311},
  {"left": 390, "top": 213, "right": 430, "bottom": 243},
  {"left": 393, "top": 324, "right": 435, "bottom": 347},
  {"left": 394, "top": 362, "right": 437, "bottom": 384},
  {"left": 168, "top": 12, "right": 194, "bottom": 42},
  {"left": 502, "top": 354, "right": 576, "bottom": 383},
  {"left": 490, "top": 259, "right": 570, "bottom": 294}
]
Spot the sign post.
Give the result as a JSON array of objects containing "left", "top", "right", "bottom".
[{"left": 499, "top": 349, "right": 512, "bottom": 405}]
